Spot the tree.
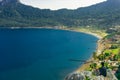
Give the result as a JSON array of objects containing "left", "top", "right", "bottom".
[{"left": 93, "top": 52, "right": 97, "bottom": 60}]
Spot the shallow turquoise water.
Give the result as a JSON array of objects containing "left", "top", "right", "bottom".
[{"left": 0, "top": 28, "right": 98, "bottom": 80}]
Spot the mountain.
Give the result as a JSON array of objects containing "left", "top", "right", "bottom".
[
  {"left": 0, "top": 0, "right": 20, "bottom": 5},
  {"left": 73, "top": 0, "right": 120, "bottom": 29},
  {"left": 0, "top": 0, "right": 120, "bottom": 29}
]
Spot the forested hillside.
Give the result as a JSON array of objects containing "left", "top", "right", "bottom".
[{"left": 0, "top": 0, "right": 120, "bottom": 29}]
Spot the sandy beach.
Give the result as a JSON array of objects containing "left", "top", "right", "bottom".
[{"left": 59, "top": 28, "right": 106, "bottom": 74}]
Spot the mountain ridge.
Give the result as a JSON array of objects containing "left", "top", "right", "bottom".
[{"left": 0, "top": 0, "right": 120, "bottom": 29}]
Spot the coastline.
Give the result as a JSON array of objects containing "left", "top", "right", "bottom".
[
  {"left": 2, "top": 26, "right": 103, "bottom": 39},
  {"left": 62, "top": 28, "right": 102, "bottom": 39},
  {"left": 0, "top": 26, "right": 106, "bottom": 76},
  {"left": 58, "top": 28, "right": 105, "bottom": 77},
  {"left": 57, "top": 28, "right": 103, "bottom": 73}
]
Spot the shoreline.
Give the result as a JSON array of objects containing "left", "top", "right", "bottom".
[
  {"left": 0, "top": 26, "right": 103, "bottom": 39},
  {"left": 58, "top": 28, "right": 105, "bottom": 77},
  {"left": 0, "top": 26, "right": 105, "bottom": 76},
  {"left": 63, "top": 28, "right": 102, "bottom": 39}
]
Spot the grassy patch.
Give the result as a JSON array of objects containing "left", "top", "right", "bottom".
[{"left": 104, "top": 48, "right": 120, "bottom": 54}]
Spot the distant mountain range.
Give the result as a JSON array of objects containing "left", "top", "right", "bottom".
[{"left": 0, "top": 0, "right": 120, "bottom": 29}]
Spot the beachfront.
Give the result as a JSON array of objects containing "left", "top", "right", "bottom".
[{"left": 64, "top": 28, "right": 120, "bottom": 80}]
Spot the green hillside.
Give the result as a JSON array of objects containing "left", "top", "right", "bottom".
[{"left": 0, "top": 0, "right": 120, "bottom": 29}]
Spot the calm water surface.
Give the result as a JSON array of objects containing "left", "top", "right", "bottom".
[{"left": 0, "top": 28, "right": 98, "bottom": 80}]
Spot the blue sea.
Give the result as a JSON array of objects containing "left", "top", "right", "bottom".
[{"left": 0, "top": 28, "right": 98, "bottom": 80}]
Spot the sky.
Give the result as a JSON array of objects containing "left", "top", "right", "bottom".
[{"left": 20, "top": 0, "right": 107, "bottom": 10}]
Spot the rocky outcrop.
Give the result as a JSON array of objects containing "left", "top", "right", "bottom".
[{"left": 65, "top": 69, "right": 118, "bottom": 80}]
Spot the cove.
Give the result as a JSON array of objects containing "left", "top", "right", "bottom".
[{"left": 0, "top": 28, "right": 98, "bottom": 80}]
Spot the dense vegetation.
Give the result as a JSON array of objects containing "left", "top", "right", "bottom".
[{"left": 0, "top": 0, "right": 120, "bottom": 29}]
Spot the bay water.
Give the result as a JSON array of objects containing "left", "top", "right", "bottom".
[{"left": 0, "top": 28, "right": 98, "bottom": 80}]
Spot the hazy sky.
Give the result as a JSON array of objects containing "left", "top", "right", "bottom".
[{"left": 20, "top": 0, "right": 107, "bottom": 10}]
